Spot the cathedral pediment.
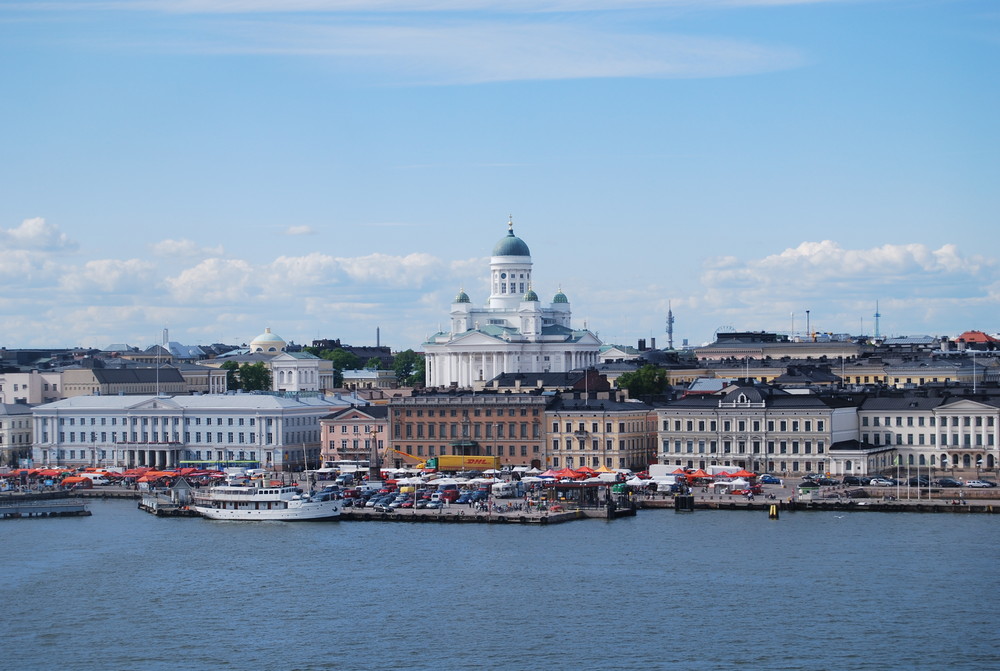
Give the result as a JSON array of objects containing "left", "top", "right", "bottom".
[
  {"left": 939, "top": 398, "right": 998, "bottom": 412},
  {"left": 448, "top": 330, "right": 506, "bottom": 346}
]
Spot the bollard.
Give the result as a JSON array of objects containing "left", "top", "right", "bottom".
[{"left": 768, "top": 503, "right": 779, "bottom": 520}]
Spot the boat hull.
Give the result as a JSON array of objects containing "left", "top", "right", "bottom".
[{"left": 191, "top": 501, "right": 341, "bottom": 521}]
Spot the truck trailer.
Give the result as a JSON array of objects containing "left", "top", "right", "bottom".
[{"left": 423, "top": 455, "right": 501, "bottom": 472}]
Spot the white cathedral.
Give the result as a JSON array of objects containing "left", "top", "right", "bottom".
[{"left": 423, "top": 220, "right": 602, "bottom": 388}]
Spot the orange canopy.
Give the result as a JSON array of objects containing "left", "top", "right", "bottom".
[
  {"left": 687, "top": 469, "right": 711, "bottom": 479},
  {"left": 730, "top": 469, "right": 756, "bottom": 478}
]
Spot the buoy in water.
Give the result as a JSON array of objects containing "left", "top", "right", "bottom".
[{"left": 768, "top": 504, "right": 779, "bottom": 520}]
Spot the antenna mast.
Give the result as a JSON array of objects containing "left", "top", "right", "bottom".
[{"left": 666, "top": 301, "right": 675, "bottom": 350}]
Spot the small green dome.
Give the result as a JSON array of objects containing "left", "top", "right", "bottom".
[
  {"left": 454, "top": 289, "right": 471, "bottom": 304},
  {"left": 492, "top": 220, "right": 530, "bottom": 257},
  {"left": 553, "top": 290, "right": 569, "bottom": 304},
  {"left": 522, "top": 288, "right": 539, "bottom": 302}
]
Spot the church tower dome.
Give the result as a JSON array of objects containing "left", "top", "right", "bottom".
[{"left": 488, "top": 216, "right": 533, "bottom": 310}]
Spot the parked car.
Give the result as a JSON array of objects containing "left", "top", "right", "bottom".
[
  {"left": 964, "top": 480, "right": 996, "bottom": 488},
  {"left": 934, "top": 478, "right": 963, "bottom": 488},
  {"left": 908, "top": 476, "right": 930, "bottom": 487},
  {"left": 759, "top": 474, "right": 781, "bottom": 485},
  {"left": 868, "top": 477, "right": 896, "bottom": 487},
  {"left": 842, "top": 476, "right": 867, "bottom": 486}
]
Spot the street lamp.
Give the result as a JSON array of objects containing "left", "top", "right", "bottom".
[{"left": 976, "top": 457, "right": 982, "bottom": 480}]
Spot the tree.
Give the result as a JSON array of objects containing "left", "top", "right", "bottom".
[
  {"left": 393, "top": 349, "right": 417, "bottom": 379},
  {"left": 393, "top": 349, "right": 425, "bottom": 386},
  {"left": 220, "top": 361, "right": 241, "bottom": 390},
  {"left": 238, "top": 362, "right": 272, "bottom": 392},
  {"left": 616, "top": 364, "right": 669, "bottom": 399},
  {"left": 364, "top": 357, "right": 382, "bottom": 370},
  {"left": 324, "top": 348, "right": 361, "bottom": 371},
  {"left": 408, "top": 354, "right": 426, "bottom": 387}
]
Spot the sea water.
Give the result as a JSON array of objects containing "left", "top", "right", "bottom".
[{"left": 2, "top": 500, "right": 997, "bottom": 671}]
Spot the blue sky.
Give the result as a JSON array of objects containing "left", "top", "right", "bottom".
[{"left": 1, "top": 1, "right": 997, "bottom": 351}]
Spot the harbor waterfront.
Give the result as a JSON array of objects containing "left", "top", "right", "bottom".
[{"left": 4, "top": 499, "right": 999, "bottom": 671}]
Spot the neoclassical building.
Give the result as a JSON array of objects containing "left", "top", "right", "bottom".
[
  {"left": 30, "top": 393, "right": 369, "bottom": 471},
  {"left": 424, "top": 220, "right": 602, "bottom": 388}
]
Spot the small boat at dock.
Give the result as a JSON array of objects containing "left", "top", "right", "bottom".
[{"left": 191, "top": 483, "right": 341, "bottom": 521}]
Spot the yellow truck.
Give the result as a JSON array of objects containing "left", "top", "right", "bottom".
[{"left": 424, "top": 455, "right": 501, "bottom": 472}]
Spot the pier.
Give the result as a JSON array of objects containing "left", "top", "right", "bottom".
[
  {"left": 137, "top": 493, "right": 200, "bottom": 517},
  {"left": 0, "top": 498, "right": 91, "bottom": 519},
  {"left": 640, "top": 497, "right": 1000, "bottom": 514}
]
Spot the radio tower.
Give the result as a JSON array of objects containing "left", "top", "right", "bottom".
[
  {"left": 873, "top": 301, "right": 882, "bottom": 340},
  {"left": 666, "top": 301, "right": 675, "bottom": 350}
]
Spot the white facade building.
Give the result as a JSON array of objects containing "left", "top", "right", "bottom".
[
  {"left": 31, "top": 393, "right": 369, "bottom": 472},
  {"left": 423, "top": 220, "right": 602, "bottom": 388},
  {"left": 270, "top": 352, "right": 333, "bottom": 393}
]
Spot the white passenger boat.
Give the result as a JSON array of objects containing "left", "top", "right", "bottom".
[{"left": 191, "top": 484, "right": 341, "bottom": 521}]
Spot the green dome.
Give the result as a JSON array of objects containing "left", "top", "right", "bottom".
[
  {"left": 249, "top": 327, "right": 286, "bottom": 353},
  {"left": 522, "top": 288, "right": 539, "bottom": 302},
  {"left": 553, "top": 290, "right": 569, "bottom": 304},
  {"left": 492, "top": 222, "right": 530, "bottom": 257},
  {"left": 454, "top": 289, "right": 471, "bottom": 304}
]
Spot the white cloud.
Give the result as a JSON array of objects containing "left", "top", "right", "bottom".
[
  {"left": 0, "top": 218, "right": 78, "bottom": 252},
  {"left": 151, "top": 238, "right": 225, "bottom": 258},
  {"left": 0, "top": 250, "right": 46, "bottom": 278},
  {"left": 336, "top": 252, "right": 443, "bottom": 285},
  {"left": 60, "top": 1, "right": 848, "bottom": 13},
  {"left": 164, "top": 258, "right": 257, "bottom": 303},
  {"left": 195, "top": 21, "right": 802, "bottom": 84},
  {"left": 689, "top": 241, "right": 999, "bottom": 337},
  {"left": 162, "top": 251, "right": 452, "bottom": 307},
  {"left": 59, "top": 258, "right": 156, "bottom": 293},
  {"left": 266, "top": 253, "right": 340, "bottom": 289},
  {"left": 283, "top": 225, "right": 316, "bottom": 236},
  {"left": 6, "top": 3, "right": 806, "bottom": 84}
]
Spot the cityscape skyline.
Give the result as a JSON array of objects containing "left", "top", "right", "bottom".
[{"left": 1, "top": 1, "right": 996, "bottom": 351}]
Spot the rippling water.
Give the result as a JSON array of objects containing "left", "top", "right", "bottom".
[{"left": 3, "top": 501, "right": 997, "bottom": 671}]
